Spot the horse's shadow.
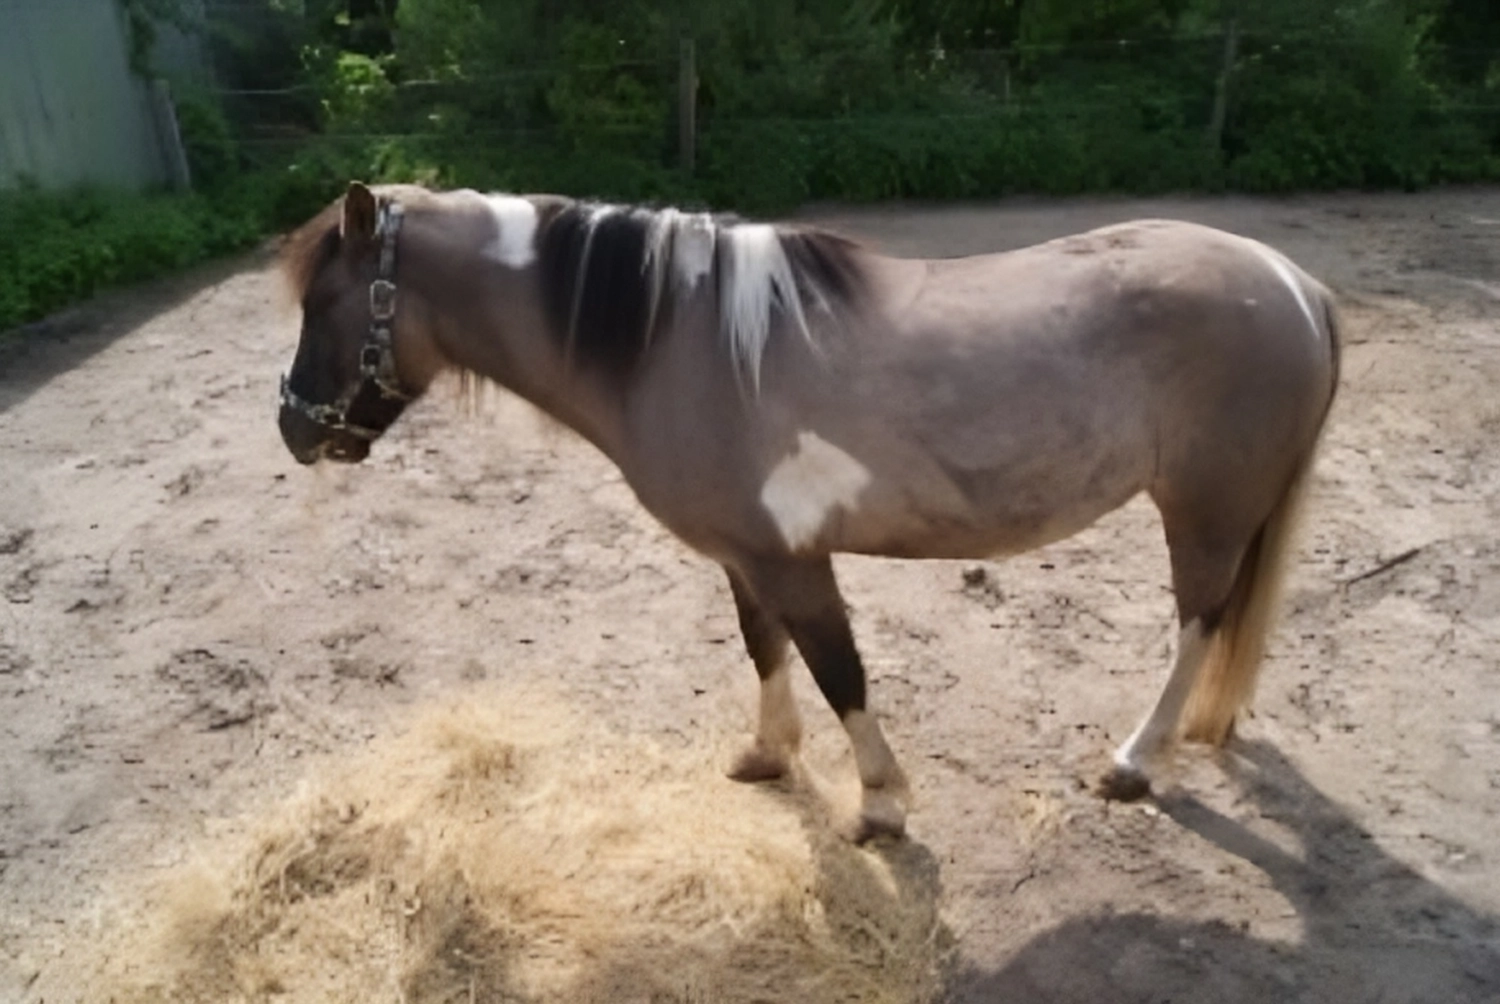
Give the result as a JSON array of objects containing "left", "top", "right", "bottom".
[{"left": 946, "top": 740, "right": 1500, "bottom": 1004}]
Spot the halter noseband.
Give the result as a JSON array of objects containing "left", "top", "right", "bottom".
[{"left": 280, "top": 201, "right": 414, "bottom": 440}]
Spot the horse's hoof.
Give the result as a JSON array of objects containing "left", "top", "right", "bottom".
[
  {"left": 843, "top": 788, "right": 908, "bottom": 843},
  {"left": 727, "top": 744, "right": 791, "bottom": 783},
  {"left": 1098, "top": 765, "right": 1152, "bottom": 802}
]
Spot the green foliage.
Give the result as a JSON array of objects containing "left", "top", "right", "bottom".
[
  {"left": 117, "top": 0, "right": 196, "bottom": 77},
  {"left": 173, "top": 90, "right": 241, "bottom": 190},
  {"left": 316, "top": 51, "right": 398, "bottom": 131},
  {"left": 10, "top": 0, "right": 1499, "bottom": 333},
  {"left": 0, "top": 188, "right": 263, "bottom": 332}
]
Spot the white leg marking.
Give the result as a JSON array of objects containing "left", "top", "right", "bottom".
[
  {"left": 481, "top": 195, "right": 539, "bottom": 268},
  {"left": 1113, "top": 620, "right": 1212, "bottom": 774},
  {"left": 759, "top": 431, "right": 872, "bottom": 551},
  {"left": 1248, "top": 241, "right": 1320, "bottom": 340},
  {"left": 843, "top": 709, "right": 901, "bottom": 790},
  {"left": 757, "top": 665, "right": 801, "bottom": 753}
]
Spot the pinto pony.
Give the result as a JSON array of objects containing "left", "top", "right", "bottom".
[{"left": 278, "top": 183, "right": 1339, "bottom": 840}]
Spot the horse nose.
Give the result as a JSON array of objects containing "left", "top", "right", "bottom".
[{"left": 278, "top": 405, "right": 324, "bottom": 465}]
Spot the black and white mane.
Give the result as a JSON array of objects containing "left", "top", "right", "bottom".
[{"left": 531, "top": 200, "right": 867, "bottom": 386}]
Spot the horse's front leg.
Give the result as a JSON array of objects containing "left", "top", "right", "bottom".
[
  {"left": 738, "top": 556, "right": 909, "bottom": 842},
  {"left": 725, "top": 569, "right": 802, "bottom": 782}
]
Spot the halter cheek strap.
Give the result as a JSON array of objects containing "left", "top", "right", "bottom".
[{"left": 280, "top": 201, "right": 414, "bottom": 440}]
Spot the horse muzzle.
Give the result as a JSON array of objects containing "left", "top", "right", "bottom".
[{"left": 278, "top": 404, "right": 372, "bottom": 465}]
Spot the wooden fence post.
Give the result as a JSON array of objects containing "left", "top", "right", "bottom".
[
  {"left": 678, "top": 36, "right": 697, "bottom": 175},
  {"left": 151, "top": 78, "right": 194, "bottom": 191},
  {"left": 1208, "top": 14, "right": 1240, "bottom": 151}
]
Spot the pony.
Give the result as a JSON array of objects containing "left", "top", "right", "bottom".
[{"left": 278, "top": 182, "right": 1340, "bottom": 841}]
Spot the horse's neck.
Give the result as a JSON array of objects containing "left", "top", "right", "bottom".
[{"left": 417, "top": 247, "right": 629, "bottom": 462}]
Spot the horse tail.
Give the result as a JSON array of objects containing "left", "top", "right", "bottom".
[{"left": 1181, "top": 286, "right": 1342, "bottom": 745}]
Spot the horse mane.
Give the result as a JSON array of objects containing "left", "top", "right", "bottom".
[
  {"left": 280, "top": 202, "right": 343, "bottom": 302},
  {"left": 280, "top": 185, "right": 442, "bottom": 302},
  {"left": 534, "top": 200, "right": 867, "bottom": 387},
  {"left": 281, "top": 189, "right": 868, "bottom": 388}
]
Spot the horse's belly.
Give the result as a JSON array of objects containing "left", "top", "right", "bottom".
[{"left": 830, "top": 455, "right": 1148, "bottom": 561}]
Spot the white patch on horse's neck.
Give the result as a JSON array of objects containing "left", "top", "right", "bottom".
[
  {"left": 759, "top": 431, "right": 871, "bottom": 551},
  {"left": 1247, "top": 240, "right": 1320, "bottom": 340},
  {"left": 671, "top": 213, "right": 717, "bottom": 290},
  {"left": 481, "top": 195, "right": 538, "bottom": 268},
  {"left": 722, "top": 223, "right": 811, "bottom": 389}
]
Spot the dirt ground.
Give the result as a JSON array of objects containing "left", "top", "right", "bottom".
[{"left": 2, "top": 188, "right": 1498, "bottom": 1003}]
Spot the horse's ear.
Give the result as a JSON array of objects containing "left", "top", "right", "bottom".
[{"left": 341, "top": 182, "right": 379, "bottom": 247}]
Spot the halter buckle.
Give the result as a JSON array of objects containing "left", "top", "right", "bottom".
[{"left": 369, "top": 279, "right": 397, "bottom": 321}]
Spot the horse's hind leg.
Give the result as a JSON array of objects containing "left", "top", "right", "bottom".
[
  {"left": 1100, "top": 618, "right": 1215, "bottom": 800},
  {"left": 736, "top": 555, "right": 907, "bottom": 841},
  {"left": 725, "top": 569, "right": 802, "bottom": 782},
  {"left": 1100, "top": 524, "right": 1245, "bottom": 801}
]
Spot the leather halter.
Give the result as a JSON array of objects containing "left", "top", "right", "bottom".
[{"left": 279, "top": 201, "right": 414, "bottom": 440}]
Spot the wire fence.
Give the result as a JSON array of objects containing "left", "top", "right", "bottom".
[{"left": 139, "top": 6, "right": 1500, "bottom": 199}]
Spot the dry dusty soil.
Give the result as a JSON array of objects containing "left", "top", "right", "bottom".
[{"left": 2, "top": 189, "right": 1499, "bottom": 1002}]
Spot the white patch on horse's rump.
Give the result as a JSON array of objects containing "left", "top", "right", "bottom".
[
  {"left": 759, "top": 431, "right": 871, "bottom": 551},
  {"left": 481, "top": 195, "right": 538, "bottom": 268},
  {"left": 1247, "top": 241, "right": 1320, "bottom": 340}
]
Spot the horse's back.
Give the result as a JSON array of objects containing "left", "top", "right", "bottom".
[{"left": 747, "top": 220, "right": 1336, "bottom": 558}]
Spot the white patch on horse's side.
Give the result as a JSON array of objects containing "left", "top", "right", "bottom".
[
  {"left": 759, "top": 431, "right": 871, "bottom": 551},
  {"left": 481, "top": 195, "right": 538, "bottom": 268},
  {"left": 671, "top": 213, "right": 716, "bottom": 290},
  {"left": 722, "top": 224, "right": 811, "bottom": 388},
  {"left": 1247, "top": 241, "right": 1320, "bottom": 340}
]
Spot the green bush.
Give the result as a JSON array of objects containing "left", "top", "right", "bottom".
[
  {"left": 7, "top": 0, "right": 1498, "bottom": 332},
  {"left": 174, "top": 90, "right": 241, "bottom": 190},
  {"left": 0, "top": 187, "right": 263, "bottom": 332}
]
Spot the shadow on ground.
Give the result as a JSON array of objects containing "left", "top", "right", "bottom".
[
  {"left": 0, "top": 247, "right": 273, "bottom": 416},
  {"left": 944, "top": 740, "right": 1500, "bottom": 1004}
]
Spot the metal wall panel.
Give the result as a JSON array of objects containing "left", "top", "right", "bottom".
[{"left": 0, "top": 0, "right": 176, "bottom": 189}]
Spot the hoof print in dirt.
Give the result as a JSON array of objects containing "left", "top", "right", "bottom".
[
  {"left": 959, "top": 564, "right": 1005, "bottom": 609},
  {"left": 0, "top": 527, "right": 34, "bottom": 555},
  {"left": 157, "top": 648, "right": 272, "bottom": 731},
  {"left": 0, "top": 644, "right": 33, "bottom": 676}
]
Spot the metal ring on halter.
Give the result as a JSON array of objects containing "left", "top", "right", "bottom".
[
  {"left": 279, "top": 200, "right": 414, "bottom": 436},
  {"left": 278, "top": 376, "right": 383, "bottom": 440}
]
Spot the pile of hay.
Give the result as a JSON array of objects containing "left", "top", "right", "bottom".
[{"left": 92, "top": 690, "right": 950, "bottom": 1003}]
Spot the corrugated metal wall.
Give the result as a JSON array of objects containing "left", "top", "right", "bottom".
[{"left": 0, "top": 0, "right": 183, "bottom": 190}]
